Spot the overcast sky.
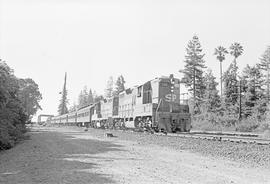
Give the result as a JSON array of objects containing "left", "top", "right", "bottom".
[{"left": 1, "top": 0, "right": 270, "bottom": 120}]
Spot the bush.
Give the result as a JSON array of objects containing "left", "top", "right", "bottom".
[
  {"left": 0, "top": 118, "right": 27, "bottom": 150},
  {"left": 0, "top": 127, "right": 11, "bottom": 149},
  {"left": 261, "top": 129, "right": 270, "bottom": 138},
  {"left": 235, "top": 117, "right": 260, "bottom": 132},
  {"left": 192, "top": 119, "right": 223, "bottom": 131},
  {"left": 191, "top": 112, "right": 238, "bottom": 131},
  {"left": 255, "top": 117, "right": 270, "bottom": 132},
  {"left": 0, "top": 60, "right": 40, "bottom": 150}
]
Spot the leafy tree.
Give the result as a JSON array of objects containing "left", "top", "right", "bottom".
[
  {"left": 104, "top": 76, "right": 114, "bottom": 98},
  {"left": 114, "top": 75, "right": 125, "bottom": 95},
  {"left": 214, "top": 46, "right": 228, "bottom": 97},
  {"left": 18, "top": 78, "right": 42, "bottom": 120},
  {"left": 0, "top": 60, "right": 41, "bottom": 149},
  {"left": 58, "top": 72, "right": 68, "bottom": 115},
  {"left": 0, "top": 60, "right": 15, "bottom": 108},
  {"left": 179, "top": 35, "right": 206, "bottom": 114},
  {"left": 258, "top": 46, "right": 270, "bottom": 103}
]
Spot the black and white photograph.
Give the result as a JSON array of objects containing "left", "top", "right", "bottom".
[{"left": 0, "top": 0, "right": 270, "bottom": 183}]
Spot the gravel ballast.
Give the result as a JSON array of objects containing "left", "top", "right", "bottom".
[{"left": 65, "top": 126, "right": 270, "bottom": 169}]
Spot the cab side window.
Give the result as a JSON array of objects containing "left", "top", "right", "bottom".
[{"left": 137, "top": 86, "right": 142, "bottom": 97}]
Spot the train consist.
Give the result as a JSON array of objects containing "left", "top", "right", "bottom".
[{"left": 48, "top": 74, "right": 191, "bottom": 133}]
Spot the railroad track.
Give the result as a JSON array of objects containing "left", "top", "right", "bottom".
[
  {"left": 54, "top": 125, "right": 270, "bottom": 145},
  {"left": 108, "top": 127, "right": 270, "bottom": 145},
  {"left": 107, "top": 127, "right": 270, "bottom": 145},
  {"left": 153, "top": 132, "right": 270, "bottom": 145}
]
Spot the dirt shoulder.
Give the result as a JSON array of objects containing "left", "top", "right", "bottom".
[{"left": 0, "top": 126, "right": 269, "bottom": 184}]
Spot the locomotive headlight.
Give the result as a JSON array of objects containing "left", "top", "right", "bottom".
[
  {"left": 171, "top": 86, "right": 174, "bottom": 93},
  {"left": 170, "top": 78, "right": 175, "bottom": 93},
  {"left": 169, "top": 74, "right": 175, "bottom": 94}
]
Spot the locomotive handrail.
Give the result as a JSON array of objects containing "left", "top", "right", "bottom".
[
  {"left": 156, "top": 98, "right": 163, "bottom": 113},
  {"left": 155, "top": 98, "right": 164, "bottom": 126}
]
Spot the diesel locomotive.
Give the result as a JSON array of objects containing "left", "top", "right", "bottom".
[{"left": 48, "top": 74, "right": 191, "bottom": 133}]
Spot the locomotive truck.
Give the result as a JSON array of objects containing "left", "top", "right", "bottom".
[{"left": 48, "top": 74, "right": 191, "bottom": 133}]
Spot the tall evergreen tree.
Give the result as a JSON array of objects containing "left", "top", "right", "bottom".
[
  {"left": 104, "top": 76, "right": 114, "bottom": 98},
  {"left": 78, "top": 86, "right": 89, "bottom": 108},
  {"left": 78, "top": 91, "right": 84, "bottom": 108},
  {"left": 241, "top": 64, "right": 265, "bottom": 117},
  {"left": 114, "top": 75, "right": 126, "bottom": 95},
  {"left": 258, "top": 46, "right": 270, "bottom": 103},
  {"left": 88, "top": 89, "right": 94, "bottom": 105},
  {"left": 58, "top": 72, "right": 68, "bottom": 115},
  {"left": 223, "top": 60, "right": 239, "bottom": 114},
  {"left": 201, "top": 69, "right": 220, "bottom": 113},
  {"left": 214, "top": 46, "right": 228, "bottom": 97},
  {"left": 68, "top": 101, "right": 77, "bottom": 112},
  {"left": 92, "top": 90, "right": 104, "bottom": 103},
  {"left": 179, "top": 35, "right": 206, "bottom": 114}
]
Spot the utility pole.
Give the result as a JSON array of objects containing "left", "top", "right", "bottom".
[
  {"left": 193, "top": 68, "right": 196, "bottom": 101},
  {"left": 267, "top": 63, "right": 269, "bottom": 103}
]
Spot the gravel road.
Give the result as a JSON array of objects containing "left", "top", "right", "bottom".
[{"left": 0, "top": 126, "right": 269, "bottom": 184}]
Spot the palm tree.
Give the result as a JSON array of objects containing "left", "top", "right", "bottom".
[
  {"left": 229, "top": 42, "right": 244, "bottom": 62},
  {"left": 214, "top": 46, "right": 228, "bottom": 97},
  {"left": 230, "top": 42, "right": 243, "bottom": 120}
]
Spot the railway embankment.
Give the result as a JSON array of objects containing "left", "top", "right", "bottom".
[
  {"left": 64, "top": 126, "right": 270, "bottom": 169},
  {"left": 2, "top": 125, "right": 270, "bottom": 184}
]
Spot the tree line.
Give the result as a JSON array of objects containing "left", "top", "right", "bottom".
[
  {"left": 180, "top": 35, "right": 270, "bottom": 132},
  {"left": 57, "top": 35, "right": 270, "bottom": 132},
  {"left": 0, "top": 60, "right": 42, "bottom": 149},
  {"left": 58, "top": 75, "right": 126, "bottom": 114}
]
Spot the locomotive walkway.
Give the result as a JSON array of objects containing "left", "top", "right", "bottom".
[{"left": 0, "top": 126, "right": 270, "bottom": 184}]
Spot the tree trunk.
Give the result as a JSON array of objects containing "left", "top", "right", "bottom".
[
  {"left": 220, "top": 61, "right": 223, "bottom": 97},
  {"left": 267, "top": 63, "right": 269, "bottom": 103},
  {"left": 239, "top": 79, "right": 242, "bottom": 120}
]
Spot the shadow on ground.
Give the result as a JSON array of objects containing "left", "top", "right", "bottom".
[{"left": 0, "top": 128, "right": 123, "bottom": 184}]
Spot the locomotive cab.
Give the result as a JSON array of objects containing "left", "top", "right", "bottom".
[{"left": 133, "top": 75, "right": 191, "bottom": 133}]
